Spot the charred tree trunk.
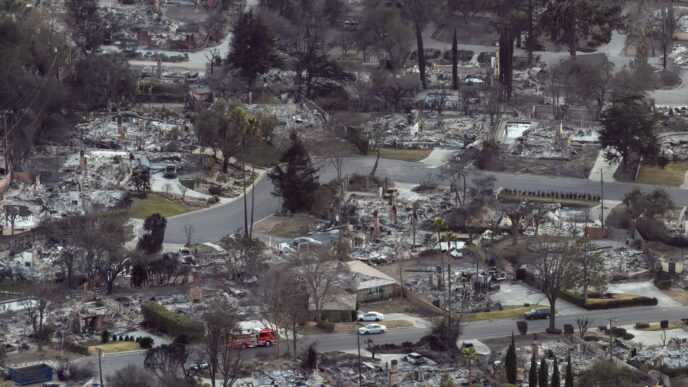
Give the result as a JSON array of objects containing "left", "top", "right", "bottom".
[
  {"left": 452, "top": 29, "right": 459, "bottom": 90},
  {"left": 415, "top": 22, "right": 427, "bottom": 89}
]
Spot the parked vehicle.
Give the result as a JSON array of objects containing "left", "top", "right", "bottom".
[
  {"left": 524, "top": 308, "right": 551, "bottom": 320},
  {"left": 404, "top": 352, "right": 427, "bottom": 365},
  {"left": 358, "top": 311, "right": 384, "bottom": 322},
  {"left": 164, "top": 164, "right": 177, "bottom": 178},
  {"left": 358, "top": 323, "right": 386, "bottom": 335},
  {"left": 293, "top": 237, "right": 322, "bottom": 247},
  {"left": 231, "top": 327, "right": 276, "bottom": 348}
]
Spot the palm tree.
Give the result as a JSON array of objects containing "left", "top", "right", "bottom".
[
  {"left": 463, "top": 346, "right": 478, "bottom": 387},
  {"left": 432, "top": 216, "right": 447, "bottom": 245}
]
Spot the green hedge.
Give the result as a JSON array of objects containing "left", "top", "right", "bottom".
[
  {"left": 141, "top": 302, "right": 204, "bottom": 341},
  {"left": 64, "top": 342, "right": 90, "bottom": 356},
  {"left": 560, "top": 291, "right": 658, "bottom": 310}
]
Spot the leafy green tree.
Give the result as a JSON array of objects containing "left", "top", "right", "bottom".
[
  {"left": 268, "top": 132, "right": 319, "bottom": 212},
  {"left": 538, "top": 356, "right": 548, "bottom": 387},
  {"left": 66, "top": 0, "right": 104, "bottom": 55},
  {"left": 529, "top": 352, "right": 538, "bottom": 387},
  {"left": 505, "top": 333, "right": 517, "bottom": 384},
  {"left": 539, "top": 0, "right": 624, "bottom": 56},
  {"left": 195, "top": 102, "right": 261, "bottom": 173},
  {"left": 137, "top": 213, "right": 167, "bottom": 254},
  {"left": 600, "top": 97, "right": 659, "bottom": 171},
  {"left": 228, "top": 11, "right": 281, "bottom": 88}
]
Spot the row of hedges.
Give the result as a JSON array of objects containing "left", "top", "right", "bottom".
[
  {"left": 560, "top": 290, "right": 658, "bottom": 310},
  {"left": 64, "top": 342, "right": 90, "bottom": 355},
  {"left": 500, "top": 188, "right": 600, "bottom": 202},
  {"left": 141, "top": 302, "right": 204, "bottom": 341}
]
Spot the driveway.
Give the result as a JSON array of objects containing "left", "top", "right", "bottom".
[
  {"left": 491, "top": 282, "right": 585, "bottom": 316},
  {"left": 607, "top": 281, "right": 682, "bottom": 307}
]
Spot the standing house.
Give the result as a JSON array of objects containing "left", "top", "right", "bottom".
[{"left": 346, "top": 260, "right": 401, "bottom": 303}]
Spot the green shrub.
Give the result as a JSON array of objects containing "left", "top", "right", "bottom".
[
  {"left": 207, "top": 195, "right": 220, "bottom": 204},
  {"left": 64, "top": 342, "right": 90, "bottom": 356},
  {"left": 139, "top": 336, "right": 154, "bottom": 349},
  {"left": 347, "top": 127, "right": 369, "bottom": 154},
  {"left": 141, "top": 302, "right": 204, "bottom": 341},
  {"left": 208, "top": 185, "right": 222, "bottom": 195},
  {"left": 101, "top": 330, "right": 111, "bottom": 344},
  {"left": 317, "top": 321, "right": 335, "bottom": 333},
  {"left": 635, "top": 321, "right": 649, "bottom": 329}
]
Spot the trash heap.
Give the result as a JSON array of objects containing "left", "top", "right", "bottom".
[
  {"left": 598, "top": 247, "right": 651, "bottom": 275},
  {"left": 245, "top": 102, "right": 327, "bottom": 145},
  {"left": 635, "top": 339, "right": 688, "bottom": 370},
  {"left": 362, "top": 112, "right": 490, "bottom": 150}
]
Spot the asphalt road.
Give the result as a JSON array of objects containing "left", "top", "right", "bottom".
[
  {"left": 164, "top": 156, "right": 688, "bottom": 243},
  {"left": 82, "top": 305, "right": 688, "bottom": 377}
]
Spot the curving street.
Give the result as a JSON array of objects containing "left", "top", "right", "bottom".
[{"left": 165, "top": 156, "right": 688, "bottom": 243}]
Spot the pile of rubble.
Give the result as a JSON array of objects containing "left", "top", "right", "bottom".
[
  {"left": 634, "top": 339, "right": 688, "bottom": 370},
  {"left": 363, "top": 112, "right": 490, "bottom": 150},
  {"left": 245, "top": 102, "right": 327, "bottom": 144},
  {"left": 598, "top": 247, "right": 650, "bottom": 275}
]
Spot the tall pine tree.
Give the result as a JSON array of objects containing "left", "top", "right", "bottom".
[
  {"left": 505, "top": 333, "right": 517, "bottom": 384},
  {"left": 268, "top": 132, "right": 319, "bottom": 213},
  {"left": 551, "top": 358, "right": 560, "bottom": 387},
  {"left": 538, "top": 356, "right": 548, "bottom": 387},
  {"left": 529, "top": 352, "right": 538, "bottom": 387},
  {"left": 564, "top": 355, "right": 573, "bottom": 387},
  {"left": 228, "top": 11, "right": 281, "bottom": 89}
]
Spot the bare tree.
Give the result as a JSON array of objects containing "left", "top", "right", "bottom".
[
  {"left": 183, "top": 224, "right": 195, "bottom": 247},
  {"left": 144, "top": 343, "right": 189, "bottom": 385},
  {"left": 2, "top": 204, "right": 31, "bottom": 235},
  {"left": 262, "top": 268, "right": 309, "bottom": 358},
  {"left": 108, "top": 365, "right": 157, "bottom": 387},
  {"left": 290, "top": 249, "right": 348, "bottom": 323},
  {"left": 322, "top": 138, "right": 350, "bottom": 192},
  {"left": 23, "top": 283, "right": 62, "bottom": 351},
  {"left": 530, "top": 239, "right": 578, "bottom": 331},
  {"left": 576, "top": 317, "right": 592, "bottom": 338},
  {"left": 202, "top": 301, "right": 243, "bottom": 387},
  {"left": 504, "top": 201, "right": 528, "bottom": 246},
  {"left": 178, "top": 182, "right": 188, "bottom": 202},
  {"left": 573, "top": 238, "right": 607, "bottom": 304}
]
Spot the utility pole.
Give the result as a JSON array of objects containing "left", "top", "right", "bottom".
[
  {"left": 600, "top": 168, "right": 605, "bottom": 228},
  {"left": 97, "top": 347, "right": 104, "bottom": 386},
  {"left": 357, "top": 334, "right": 362, "bottom": 387},
  {"left": 608, "top": 318, "right": 617, "bottom": 361},
  {"left": 2, "top": 110, "right": 7, "bottom": 173}
]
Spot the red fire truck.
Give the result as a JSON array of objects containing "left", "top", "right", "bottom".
[{"left": 231, "top": 327, "right": 276, "bottom": 348}]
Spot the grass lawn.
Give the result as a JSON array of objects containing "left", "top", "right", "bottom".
[
  {"left": 463, "top": 305, "right": 545, "bottom": 321},
  {"left": 635, "top": 321, "right": 682, "bottom": 331},
  {"left": 500, "top": 194, "right": 598, "bottom": 207},
  {"left": 362, "top": 298, "right": 437, "bottom": 317},
  {"left": 129, "top": 194, "right": 194, "bottom": 219},
  {"left": 662, "top": 287, "right": 688, "bottom": 305},
  {"left": 636, "top": 161, "right": 688, "bottom": 186},
  {"left": 269, "top": 218, "right": 315, "bottom": 238},
  {"left": 379, "top": 148, "right": 432, "bottom": 162},
  {"left": 88, "top": 341, "right": 141, "bottom": 354}
]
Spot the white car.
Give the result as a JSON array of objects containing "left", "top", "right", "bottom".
[
  {"left": 293, "top": 237, "right": 322, "bottom": 247},
  {"left": 358, "top": 323, "right": 386, "bottom": 335},
  {"left": 404, "top": 352, "right": 427, "bottom": 365},
  {"left": 358, "top": 311, "right": 385, "bottom": 322}
]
